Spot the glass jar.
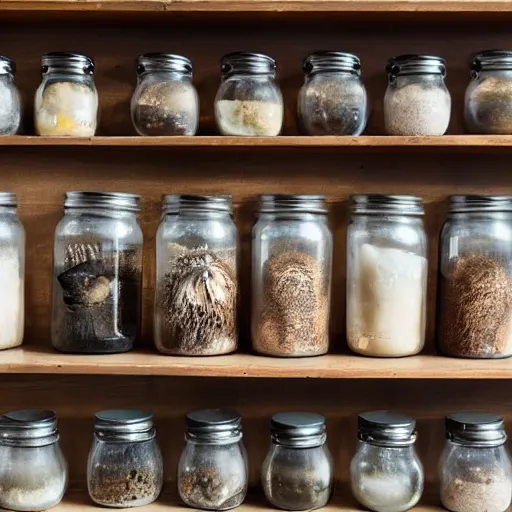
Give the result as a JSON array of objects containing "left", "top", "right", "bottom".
[
  {"left": 0, "top": 410, "right": 68, "bottom": 511},
  {"left": 51, "top": 192, "right": 142, "bottom": 354},
  {"left": 154, "top": 195, "right": 238, "bottom": 356},
  {"left": 252, "top": 195, "right": 332, "bottom": 357},
  {"left": 35, "top": 52, "right": 98, "bottom": 137},
  {"left": 87, "top": 410, "right": 163, "bottom": 508},
  {"left": 347, "top": 195, "right": 427, "bottom": 357},
  {"left": 178, "top": 409, "right": 248, "bottom": 510},
  {"left": 438, "top": 195, "right": 512, "bottom": 358},
  {"left": 440, "top": 412, "right": 512, "bottom": 512},
  {"left": 384, "top": 54, "right": 451, "bottom": 135},
  {"left": 350, "top": 411, "right": 424, "bottom": 512},
  {"left": 298, "top": 51, "right": 368, "bottom": 136},
  {"left": 214, "top": 52, "right": 283, "bottom": 136},
  {"left": 262, "top": 412, "right": 333, "bottom": 511},
  {"left": 0, "top": 57, "right": 21, "bottom": 135},
  {"left": 131, "top": 53, "right": 199, "bottom": 136}
]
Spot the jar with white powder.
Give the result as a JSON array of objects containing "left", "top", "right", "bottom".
[
  {"left": 350, "top": 411, "right": 424, "bottom": 512},
  {"left": 346, "top": 195, "right": 427, "bottom": 357},
  {"left": 0, "top": 57, "right": 21, "bottom": 135},
  {"left": 0, "top": 410, "right": 68, "bottom": 511}
]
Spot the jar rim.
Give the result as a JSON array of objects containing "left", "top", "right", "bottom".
[
  {"left": 0, "top": 56, "right": 15, "bottom": 76},
  {"left": 162, "top": 194, "right": 233, "bottom": 214},
  {"left": 445, "top": 412, "right": 507, "bottom": 447},
  {"left": 41, "top": 52, "right": 94, "bottom": 75},
  {"left": 94, "top": 409, "right": 155, "bottom": 441},
  {"left": 221, "top": 52, "right": 276, "bottom": 78},
  {"left": 65, "top": 191, "right": 140, "bottom": 213},
  {"left": 351, "top": 194, "right": 424, "bottom": 215},
  {"left": 303, "top": 51, "right": 361, "bottom": 76},
  {"left": 137, "top": 53, "right": 192, "bottom": 77},
  {"left": 449, "top": 195, "right": 512, "bottom": 213},
  {"left": 259, "top": 194, "right": 327, "bottom": 214},
  {"left": 471, "top": 50, "right": 512, "bottom": 71},
  {"left": 387, "top": 54, "right": 446, "bottom": 77},
  {"left": 358, "top": 411, "right": 417, "bottom": 447},
  {"left": 0, "top": 410, "right": 59, "bottom": 447},
  {"left": 0, "top": 192, "right": 16, "bottom": 207},
  {"left": 185, "top": 408, "right": 242, "bottom": 442}
]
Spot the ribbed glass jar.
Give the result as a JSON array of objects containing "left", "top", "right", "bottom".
[{"left": 0, "top": 57, "right": 21, "bottom": 135}]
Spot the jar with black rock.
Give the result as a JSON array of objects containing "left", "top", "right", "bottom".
[
  {"left": 298, "top": 51, "right": 368, "bottom": 136},
  {"left": 440, "top": 412, "right": 512, "bottom": 512},
  {"left": 0, "top": 410, "right": 68, "bottom": 511},
  {"left": 350, "top": 411, "right": 424, "bottom": 512},
  {"left": 437, "top": 196, "right": 512, "bottom": 358},
  {"left": 51, "top": 192, "right": 142, "bottom": 354},
  {"left": 261, "top": 412, "right": 333, "bottom": 511},
  {"left": 0, "top": 57, "right": 21, "bottom": 135},
  {"left": 87, "top": 410, "right": 163, "bottom": 508},
  {"left": 214, "top": 52, "right": 283, "bottom": 136}
]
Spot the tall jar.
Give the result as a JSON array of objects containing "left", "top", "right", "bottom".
[
  {"left": 350, "top": 411, "right": 424, "bottom": 512},
  {"left": 261, "top": 412, "right": 333, "bottom": 511},
  {"left": 214, "top": 52, "right": 284, "bottom": 136},
  {"left": 440, "top": 412, "right": 512, "bottom": 512},
  {"left": 178, "top": 409, "right": 248, "bottom": 510},
  {"left": 87, "top": 410, "right": 163, "bottom": 508},
  {"left": 154, "top": 195, "right": 238, "bottom": 356},
  {"left": 35, "top": 52, "right": 98, "bottom": 137},
  {"left": 347, "top": 195, "right": 427, "bottom": 357},
  {"left": 438, "top": 195, "right": 512, "bottom": 358},
  {"left": 252, "top": 195, "right": 332, "bottom": 357},
  {"left": 384, "top": 54, "right": 451, "bottom": 135},
  {"left": 0, "top": 410, "right": 68, "bottom": 511},
  {"left": 298, "top": 51, "right": 368, "bottom": 136},
  {"left": 0, "top": 57, "right": 21, "bottom": 135},
  {"left": 131, "top": 53, "right": 199, "bottom": 136},
  {"left": 51, "top": 192, "right": 143, "bottom": 354}
]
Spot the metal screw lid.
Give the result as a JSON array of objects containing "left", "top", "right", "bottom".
[
  {"left": 162, "top": 194, "right": 233, "bottom": 214},
  {"left": 221, "top": 52, "right": 276, "bottom": 79},
  {"left": 449, "top": 195, "right": 512, "bottom": 213},
  {"left": 136, "top": 53, "right": 193, "bottom": 77},
  {"left": 351, "top": 194, "right": 424, "bottom": 216},
  {"left": 64, "top": 191, "right": 140, "bottom": 213},
  {"left": 387, "top": 54, "right": 446, "bottom": 78},
  {"left": 0, "top": 192, "right": 17, "bottom": 207},
  {"left": 471, "top": 50, "right": 512, "bottom": 72},
  {"left": 303, "top": 51, "right": 361, "bottom": 76},
  {"left": 358, "top": 411, "right": 417, "bottom": 447},
  {"left": 94, "top": 410, "right": 155, "bottom": 441},
  {"left": 0, "top": 57, "right": 15, "bottom": 76},
  {"left": 270, "top": 412, "right": 326, "bottom": 448},
  {"left": 41, "top": 52, "right": 95, "bottom": 75},
  {"left": 258, "top": 194, "right": 327, "bottom": 215},
  {"left": 445, "top": 412, "right": 507, "bottom": 447},
  {"left": 185, "top": 409, "right": 242, "bottom": 442},
  {"left": 0, "top": 410, "right": 59, "bottom": 447}
]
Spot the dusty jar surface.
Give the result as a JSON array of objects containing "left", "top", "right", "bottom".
[{"left": 0, "top": 57, "right": 21, "bottom": 135}]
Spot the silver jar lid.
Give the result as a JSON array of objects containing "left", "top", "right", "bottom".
[
  {"left": 185, "top": 409, "right": 242, "bottom": 443},
  {"left": 65, "top": 191, "right": 141, "bottom": 213},
  {"left": 351, "top": 194, "right": 424, "bottom": 215},
  {"left": 258, "top": 194, "right": 327, "bottom": 214},
  {"left": 471, "top": 50, "right": 512, "bottom": 72},
  {"left": 358, "top": 411, "right": 417, "bottom": 447},
  {"left": 303, "top": 51, "right": 361, "bottom": 76},
  {"left": 387, "top": 54, "right": 446, "bottom": 78},
  {"left": 445, "top": 412, "right": 507, "bottom": 447},
  {"left": 162, "top": 194, "right": 233, "bottom": 214},
  {"left": 0, "top": 57, "right": 15, "bottom": 76},
  {"left": 0, "top": 410, "right": 59, "bottom": 447},
  {"left": 137, "top": 53, "right": 192, "bottom": 77},
  {"left": 270, "top": 412, "right": 326, "bottom": 448},
  {"left": 94, "top": 410, "right": 155, "bottom": 442},
  {"left": 221, "top": 52, "right": 276, "bottom": 78},
  {"left": 41, "top": 52, "right": 95, "bottom": 75},
  {"left": 0, "top": 192, "right": 17, "bottom": 207},
  {"left": 449, "top": 195, "right": 512, "bottom": 213}
]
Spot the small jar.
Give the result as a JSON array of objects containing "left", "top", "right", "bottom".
[
  {"left": 178, "top": 409, "right": 248, "bottom": 510},
  {"left": 131, "top": 53, "right": 199, "bottom": 136},
  {"left": 440, "top": 412, "right": 512, "bottom": 512},
  {"left": 438, "top": 195, "right": 512, "bottom": 358},
  {"left": 35, "top": 52, "right": 98, "bottom": 137},
  {"left": 347, "top": 195, "right": 427, "bottom": 357},
  {"left": 214, "top": 52, "right": 283, "bottom": 136},
  {"left": 298, "top": 51, "right": 368, "bottom": 136},
  {"left": 350, "top": 411, "right": 424, "bottom": 512},
  {"left": 87, "top": 410, "right": 163, "bottom": 508},
  {"left": 252, "top": 195, "right": 332, "bottom": 357},
  {"left": 51, "top": 192, "right": 143, "bottom": 354},
  {"left": 0, "top": 57, "right": 21, "bottom": 135},
  {"left": 0, "top": 410, "right": 68, "bottom": 511},
  {"left": 261, "top": 412, "right": 333, "bottom": 511},
  {"left": 384, "top": 54, "right": 451, "bottom": 135},
  {"left": 154, "top": 195, "right": 238, "bottom": 356}
]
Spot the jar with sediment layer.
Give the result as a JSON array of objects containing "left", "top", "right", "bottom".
[
  {"left": 252, "top": 195, "right": 332, "bottom": 357},
  {"left": 214, "top": 52, "right": 283, "bottom": 136},
  {"left": 35, "top": 52, "right": 98, "bottom": 137},
  {"left": 51, "top": 192, "right": 143, "bottom": 354},
  {"left": 347, "top": 195, "right": 427, "bottom": 357},
  {"left": 0, "top": 57, "right": 21, "bottom": 135},
  {"left": 154, "top": 195, "right": 238, "bottom": 356}
]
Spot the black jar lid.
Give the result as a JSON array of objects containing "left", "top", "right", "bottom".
[
  {"left": 0, "top": 410, "right": 59, "bottom": 447},
  {"left": 449, "top": 195, "right": 512, "bottom": 213},
  {"left": 220, "top": 52, "right": 276, "bottom": 78},
  {"left": 162, "top": 194, "right": 233, "bottom": 214},
  {"left": 0, "top": 192, "right": 16, "bottom": 207},
  {"left": 270, "top": 412, "right": 326, "bottom": 448},
  {"left": 41, "top": 52, "right": 95, "bottom": 75},
  {"left": 303, "top": 51, "right": 361, "bottom": 76},
  {"left": 136, "top": 53, "right": 192, "bottom": 77},
  {"left": 471, "top": 50, "right": 512, "bottom": 72},
  {"left": 358, "top": 411, "right": 417, "bottom": 447},
  {"left": 94, "top": 409, "right": 155, "bottom": 441},
  {"left": 258, "top": 194, "right": 327, "bottom": 215},
  {"left": 351, "top": 194, "right": 424, "bottom": 216},
  {"left": 65, "top": 191, "right": 140, "bottom": 213},
  {"left": 185, "top": 409, "right": 242, "bottom": 442},
  {"left": 445, "top": 412, "right": 506, "bottom": 447},
  {"left": 0, "top": 56, "right": 15, "bottom": 75},
  {"left": 387, "top": 54, "right": 446, "bottom": 78}
]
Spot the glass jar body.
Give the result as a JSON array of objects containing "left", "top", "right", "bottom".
[{"left": 0, "top": 74, "right": 21, "bottom": 135}]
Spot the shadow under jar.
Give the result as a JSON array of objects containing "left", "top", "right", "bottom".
[
  {"left": 51, "top": 192, "right": 143, "bottom": 354},
  {"left": 440, "top": 412, "right": 512, "bottom": 512},
  {"left": 154, "top": 195, "right": 238, "bottom": 356},
  {"left": 87, "top": 410, "right": 163, "bottom": 508},
  {"left": 178, "top": 409, "right": 248, "bottom": 510},
  {"left": 0, "top": 57, "right": 21, "bottom": 135},
  {"left": 437, "top": 195, "right": 512, "bottom": 358}
]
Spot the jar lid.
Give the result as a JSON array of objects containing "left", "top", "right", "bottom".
[
  {"left": 94, "top": 410, "right": 155, "bottom": 441},
  {"left": 387, "top": 54, "right": 446, "bottom": 78},
  {"left": 258, "top": 194, "right": 327, "bottom": 214},
  {"left": 0, "top": 192, "right": 16, "bottom": 207},
  {"left": 351, "top": 194, "right": 424, "bottom": 215},
  {"left": 270, "top": 412, "right": 326, "bottom": 448},
  {"left": 0, "top": 410, "right": 59, "bottom": 447},
  {"left": 185, "top": 409, "right": 242, "bottom": 442},
  {"left": 0, "top": 56, "right": 15, "bottom": 75},
  {"left": 358, "top": 411, "right": 417, "bottom": 447},
  {"left": 137, "top": 53, "right": 192, "bottom": 77},
  {"left": 471, "top": 50, "right": 512, "bottom": 72},
  {"left": 445, "top": 412, "right": 507, "bottom": 447},
  {"left": 65, "top": 191, "right": 140, "bottom": 213},
  {"left": 162, "top": 194, "right": 233, "bottom": 214},
  {"left": 303, "top": 51, "right": 361, "bottom": 76},
  {"left": 221, "top": 52, "right": 276, "bottom": 78},
  {"left": 41, "top": 52, "right": 94, "bottom": 75},
  {"left": 449, "top": 195, "right": 512, "bottom": 213}
]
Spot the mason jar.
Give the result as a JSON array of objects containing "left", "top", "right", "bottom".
[
  {"left": 35, "top": 52, "right": 98, "bottom": 137},
  {"left": 154, "top": 195, "right": 238, "bottom": 356},
  {"left": 131, "top": 53, "right": 199, "bottom": 136},
  {"left": 262, "top": 412, "right": 333, "bottom": 511},
  {"left": 214, "top": 52, "right": 283, "bottom": 136},
  {"left": 347, "top": 195, "right": 427, "bottom": 357},
  {"left": 0, "top": 57, "right": 21, "bottom": 135},
  {"left": 384, "top": 54, "right": 451, "bottom": 135},
  {"left": 350, "top": 411, "right": 424, "bottom": 512},
  {"left": 0, "top": 410, "right": 68, "bottom": 511},
  {"left": 298, "top": 51, "right": 368, "bottom": 136},
  {"left": 178, "top": 409, "right": 248, "bottom": 510},
  {"left": 87, "top": 410, "right": 163, "bottom": 508},
  {"left": 51, "top": 192, "right": 142, "bottom": 354},
  {"left": 440, "top": 412, "right": 512, "bottom": 512}
]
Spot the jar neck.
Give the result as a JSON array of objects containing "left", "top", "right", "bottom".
[
  {"left": 185, "top": 432, "right": 242, "bottom": 446},
  {"left": 138, "top": 70, "right": 191, "bottom": 82},
  {"left": 64, "top": 207, "right": 138, "bottom": 220},
  {"left": 0, "top": 433, "right": 59, "bottom": 448},
  {"left": 164, "top": 211, "right": 232, "bottom": 221},
  {"left": 359, "top": 440, "right": 416, "bottom": 453},
  {"left": 95, "top": 429, "right": 156, "bottom": 443},
  {"left": 271, "top": 433, "right": 326, "bottom": 449},
  {"left": 222, "top": 73, "right": 274, "bottom": 82},
  {"left": 258, "top": 212, "right": 327, "bottom": 222},
  {"left": 390, "top": 74, "right": 445, "bottom": 85}
]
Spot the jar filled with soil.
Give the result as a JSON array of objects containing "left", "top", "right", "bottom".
[
  {"left": 178, "top": 409, "right": 248, "bottom": 510},
  {"left": 262, "top": 412, "right": 333, "bottom": 511},
  {"left": 214, "top": 52, "right": 283, "bottom": 136},
  {"left": 51, "top": 192, "right": 142, "bottom": 354},
  {"left": 87, "top": 409, "right": 163, "bottom": 508},
  {"left": 0, "top": 57, "right": 21, "bottom": 135},
  {"left": 154, "top": 195, "right": 238, "bottom": 356},
  {"left": 350, "top": 411, "right": 424, "bottom": 512},
  {"left": 35, "top": 52, "right": 98, "bottom": 137},
  {"left": 298, "top": 51, "right": 368, "bottom": 136},
  {"left": 437, "top": 195, "right": 512, "bottom": 358},
  {"left": 440, "top": 412, "right": 512, "bottom": 512},
  {"left": 131, "top": 53, "right": 199, "bottom": 136},
  {"left": 384, "top": 54, "right": 451, "bottom": 135},
  {"left": 0, "top": 410, "right": 68, "bottom": 511}
]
